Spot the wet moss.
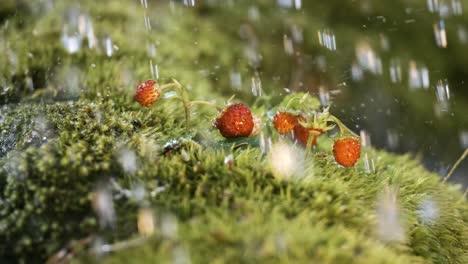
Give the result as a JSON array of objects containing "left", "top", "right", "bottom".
[{"left": 0, "top": 0, "right": 467, "bottom": 263}]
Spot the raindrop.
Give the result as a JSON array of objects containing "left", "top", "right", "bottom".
[
  {"left": 244, "top": 45, "right": 262, "bottom": 68},
  {"left": 283, "top": 34, "right": 294, "bottom": 55},
  {"left": 380, "top": 34, "right": 390, "bottom": 50},
  {"left": 277, "top": 0, "right": 293, "bottom": 8},
  {"left": 92, "top": 187, "right": 116, "bottom": 229},
  {"left": 389, "top": 58, "right": 402, "bottom": 83},
  {"left": 173, "top": 246, "right": 191, "bottom": 264},
  {"left": 147, "top": 43, "right": 157, "bottom": 58},
  {"left": 318, "top": 86, "right": 330, "bottom": 107},
  {"left": 360, "top": 130, "right": 371, "bottom": 147},
  {"left": 3, "top": 151, "right": 25, "bottom": 181},
  {"left": 161, "top": 214, "right": 178, "bottom": 239},
  {"left": 317, "top": 29, "right": 336, "bottom": 51},
  {"left": 268, "top": 141, "right": 305, "bottom": 181},
  {"left": 294, "top": 0, "right": 302, "bottom": 9},
  {"left": 61, "top": 26, "right": 82, "bottom": 54},
  {"left": 149, "top": 60, "right": 159, "bottom": 80},
  {"left": 290, "top": 25, "right": 303, "bottom": 43},
  {"left": 104, "top": 36, "right": 113, "bottom": 57},
  {"left": 224, "top": 154, "right": 234, "bottom": 169},
  {"left": 251, "top": 73, "right": 262, "bottom": 96},
  {"left": 386, "top": 130, "right": 399, "bottom": 150},
  {"left": 351, "top": 63, "right": 364, "bottom": 81},
  {"left": 427, "top": 0, "right": 439, "bottom": 13},
  {"left": 417, "top": 197, "right": 439, "bottom": 223},
  {"left": 457, "top": 25, "right": 468, "bottom": 43},
  {"left": 248, "top": 6, "right": 260, "bottom": 21},
  {"left": 376, "top": 186, "right": 405, "bottom": 242},
  {"left": 363, "top": 153, "right": 376, "bottom": 174},
  {"left": 459, "top": 130, "right": 468, "bottom": 148},
  {"left": 144, "top": 15, "right": 152, "bottom": 31},
  {"left": 433, "top": 20, "right": 448, "bottom": 48},
  {"left": 54, "top": 66, "right": 82, "bottom": 99},
  {"left": 183, "top": 0, "right": 196, "bottom": 7},
  {"left": 259, "top": 132, "right": 272, "bottom": 154},
  {"left": 229, "top": 71, "right": 242, "bottom": 90},
  {"left": 408, "top": 61, "right": 430, "bottom": 90},
  {"left": 434, "top": 79, "right": 450, "bottom": 115},
  {"left": 452, "top": 0, "right": 463, "bottom": 15},
  {"left": 355, "top": 42, "right": 382, "bottom": 74},
  {"left": 117, "top": 148, "right": 137, "bottom": 175}
]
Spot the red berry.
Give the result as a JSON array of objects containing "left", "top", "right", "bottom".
[
  {"left": 135, "top": 80, "right": 160, "bottom": 107},
  {"left": 293, "top": 122, "right": 323, "bottom": 147},
  {"left": 214, "top": 103, "right": 254, "bottom": 138},
  {"left": 273, "top": 112, "right": 297, "bottom": 135},
  {"left": 333, "top": 137, "right": 361, "bottom": 167}
]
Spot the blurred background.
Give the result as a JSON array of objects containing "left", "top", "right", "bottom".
[{"left": 1, "top": 0, "right": 467, "bottom": 186}]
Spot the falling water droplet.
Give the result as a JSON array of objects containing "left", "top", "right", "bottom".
[
  {"left": 376, "top": 186, "right": 405, "bottom": 242},
  {"left": 230, "top": 71, "right": 242, "bottom": 90},
  {"left": 457, "top": 25, "right": 468, "bottom": 43},
  {"left": 104, "top": 36, "right": 113, "bottom": 57},
  {"left": 355, "top": 42, "right": 382, "bottom": 74},
  {"left": 183, "top": 0, "right": 196, "bottom": 7},
  {"left": 434, "top": 20, "right": 448, "bottom": 48},
  {"left": 161, "top": 214, "right": 178, "bottom": 239},
  {"left": 417, "top": 197, "right": 439, "bottom": 223},
  {"left": 117, "top": 148, "right": 137, "bottom": 175},
  {"left": 283, "top": 34, "right": 294, "bottom": 55},
  {"left": 251, "top": 73, "right": 262, "bottom": 96},
  {"left": 317, "top": 29, "right": 337, "bottom": 51},
  {"left": 318, "top": 86, "right": 330, "bottom": 107},
  {"left": 248, "top": 6, "right": 260, "bottom": 21},
  {"left": 459, "top": 130, "right": 468, "bottom": 148},
  {"left": 452, "top": 0, "right": 463, "bottom": 15},
  {"left": 92, "top": 187, "right": 116, "bottom": 229},
  {"left": 408, "top": 61, "right": 430, "bottom": 90},
  {"left": 61, "top": 26, "right": 82, "bottom": 54},
  {"left": 389, "top": 58, "right": 402, "bottom": 83},
  {"left": 268, "top": 141, "right": 305, "bottom": 181},
  {"left": 291, "top": 25, "right": 303, "bottom": 43},
  {"left": 434, "top": 79, "right": 451, "bottom": 116},
  {"left": 386, "top": 130, "right": 399, "bottom": 150}
]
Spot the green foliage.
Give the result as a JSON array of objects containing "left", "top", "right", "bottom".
[
  {"left": 277, "top": 92, "right": 321, "bottom": 115},
  {"left": 0, "top": 0, "right": 466, "bottom": 263}
]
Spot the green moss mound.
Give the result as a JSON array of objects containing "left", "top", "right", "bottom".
[{"left": 0, "top": 1, "right": 467, "bottom": 263}]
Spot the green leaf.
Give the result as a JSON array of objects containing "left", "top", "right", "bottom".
[{"left": 277, "top": 93, "right": 321, "bottom": 115}]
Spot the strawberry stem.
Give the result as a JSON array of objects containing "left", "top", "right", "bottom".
[
  {"left": 160, "top": 79, "right": 222, "bottom": 129},
  {"left": 158, "top": 82, "right": 179, "bottom": 91},
  {"left": 443, "top": 148, "right": 468, "bottom": 182},
  {"left": 327, "top": 115, "right": 358, "bottom": 138},
  {"left": 163, "top": 79, "right": 191, "bottom": 129}
]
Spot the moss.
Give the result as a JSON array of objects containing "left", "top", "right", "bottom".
[{"left": 0, "top": 0, "right": 467, "bottom": 263}]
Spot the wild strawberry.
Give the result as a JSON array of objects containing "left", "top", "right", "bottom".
[
  {"left": 273, "top": 112, "right": 297, "bottom": 135},
  {"left": 333, "top": 137, "right": 361, "bottom": 167},
  {"left": 135, "top": 80, "right": 160, "bottom": 107},
  {"left": 214, "top": 103, "right": 254, "bottom": 138},
  {"left": 293, "top": 119, "right": 323, "bottom": 147}
]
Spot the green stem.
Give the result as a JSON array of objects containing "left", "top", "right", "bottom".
[
  {"left": 328, "top": 115, "right": 358, "bottom": 138},
  {"left": 162, "top": 79, "right": 191, "bottom": 129},
  {"left": 443, "top": 148, "right": 468, "bottom": 182},
  {"left": 285, "top": 96, "right": 301, "bottom": 109},
  {"left": 159, "top": 82, "right": 179, "bottom": 91}
]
